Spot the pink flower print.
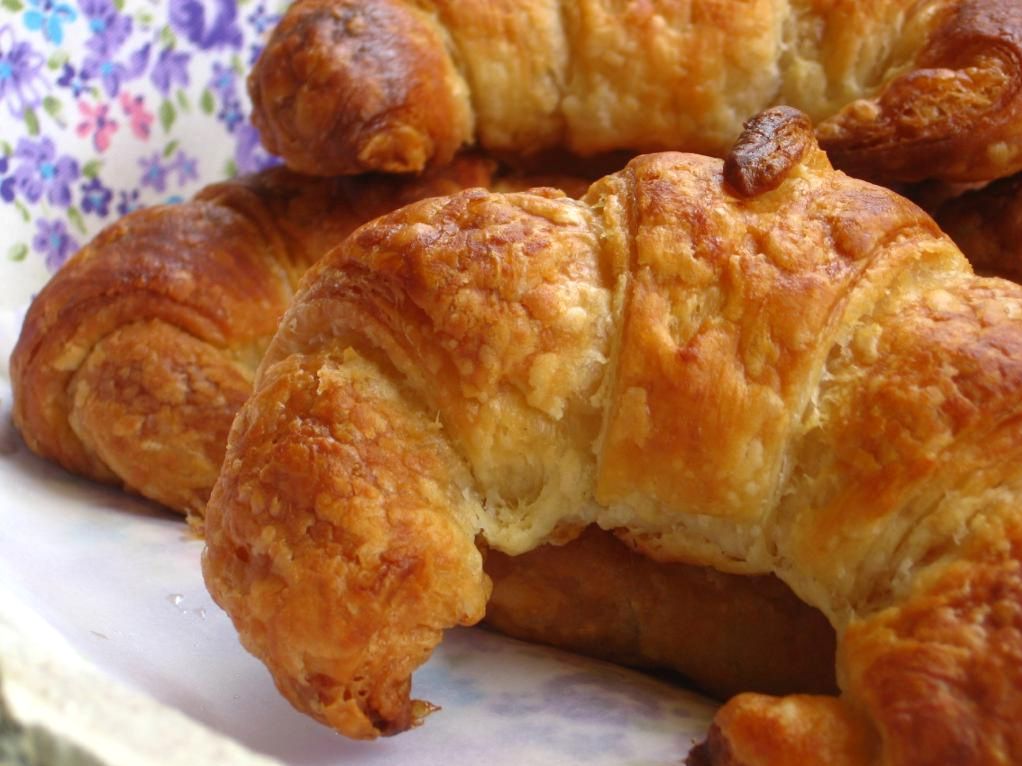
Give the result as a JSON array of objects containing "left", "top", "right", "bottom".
[
  {"left": 76, "top": 100, "right": 118, "bottom": 152},
  {"left": 119, "top": 91, "right": 153, "bottom": 139}
]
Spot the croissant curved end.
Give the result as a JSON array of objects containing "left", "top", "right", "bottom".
[
  {"left": 8, "top": 201, "right": 285, "bottom": 507},
  {"left": 248, "top": 0, "right": 473, "bottom": 176},
  {"left": 818, "top": 0, "right": 1022, "bottom": 183},
  {"left": 202, "top": 350, "right": 490, "bottom": 737}
]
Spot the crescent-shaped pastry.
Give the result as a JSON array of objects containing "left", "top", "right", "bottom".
[
  {"left": 249, "top": 0, "right": 1022, "bottom": 184},
  {"left": 8, "top": 153, "right": 831, "bottom": 704},
  {"left": 202, "top": 108, "right": 1022, "bottom": 764}
]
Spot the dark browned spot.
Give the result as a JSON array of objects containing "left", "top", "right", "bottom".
[{"left": 724, "top": 107, "right": 815, "bottom": 198}]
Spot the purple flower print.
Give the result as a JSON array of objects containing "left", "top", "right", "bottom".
[
  {"left": 244, "top": 4, "right": 279, "bottom": 64},
  {"left": 246, "top": 3, "right": 281, "bottom": 36},
  {"left": 10, "top": 137, "right": 79, "bottom": 206},
  {"left": 207, "top": 61, "right": 235, "bottom": 98},
  {"left": 217, "top": 94, "right": 243, "bottom": 132},
  {"left": 234, "top": 123, "right": 278, "bottom": 175},
  {"left": 33, "top": 218, "right": 79, "bottom": 270},
  {"left": 119, "top": 91, "right": 153, "bottom": 139},
  {"left": 170, "top": 0, "right": 243, "bottom": 51},
  {"left": 83, "top": 43, "right": 150, "bottom": 98},
  {"left": 79, "top": 177, "right": 113, "bottom": 217},
  {"left": 150, "top": 47, "right": 190, "bottom": 96},
  {"left": 247, "top": 43, "right": 264, "bottom": 67},
  {"left": 207, "top": 63, "right": 245, "bottom": 132},
  {"left": 79, "top": 0, "right": 132, "bottom": 57},
  {"left": 0, "top": 25, "right": 47, "bottom": 117},
  {"left": 168, "top": 151, "right": 199, "bottom": 187},
  {"left": 76, "top": 100, "right": 118, "bottom": 152},
  {"left": 116, "top": 188, "right": 139, "bottom": 216},
  {"left": 0, "top": 155, "right": 13, "bottom": 203},
  {"left": 22, "top": 0, "right": 77, "bottom": 45},
  {"left": 56, "top": 63, "right": 91, "bottom": 97},
  {"left": 139, "top": 152, "right": 168, "bottom": 192}
]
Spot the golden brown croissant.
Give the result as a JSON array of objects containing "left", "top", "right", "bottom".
[
  {"left": 8, "top": 153, "right": 832, "bottom": 703},
  {"left": 9, "top": 157, "right": 499, "bottom": 518},
  {"left": 202, "top": 107, "right": 1022, "bottom": 764},
  {"left": 250, "top": 0, "right": 1022, "bottom": 184}
]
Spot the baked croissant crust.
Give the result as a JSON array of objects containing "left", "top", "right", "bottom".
[
  {"left": 250, "top": 0, "right": 1022, "bottom": 184},
  {"left": 202, "top": 108, "right": 1022, "bottom": 764}
]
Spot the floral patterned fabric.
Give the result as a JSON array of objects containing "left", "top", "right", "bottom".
[{"left": 0, "top": 0, "right": 289, "bottom": 308}]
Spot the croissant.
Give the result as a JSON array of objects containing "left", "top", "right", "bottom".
[
  {"left": 9, "top": 156, "right": 500, "bottom": 518},
  {"left": 202, "top": 107, "right": 1022, "bottom": 765},
  {"left": 934, "top": 172, "right": 1022, "bottom": 281},
  {"left": 250, "top": 0, "right": 1022, "bottom": 185},
  {"left": 8, "top": 152, "right": 832, "bottom": 702}
]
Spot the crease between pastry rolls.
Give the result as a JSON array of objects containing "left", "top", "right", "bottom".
[
  {"left": 250, "top": 0, "right": 1022, "bottom": 184},
  {"left": 933, "top": 172, "right": 1022, "bottom": 281},
  {"left": 202, "top": 107, "right": 1022, "bottom": 764}
]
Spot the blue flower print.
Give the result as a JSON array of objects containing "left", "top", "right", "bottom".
[
  {"left": 246, "top": 3, "right": 281, "bottom": 36},
  {"left": 56, "top": 63, "right": 91, "bottom": 97},
  {"left": 79, "top": 176, "right": 113, "bottom": 216},
  {"left": 138, "top": 152, "right": 168, "bottom": 192},
  {"left": 83, "top": 43, "right": 151, "bottom": 98},
  {"left": 170, "top": 0, "right": 243, "bottom": 51},
  {"left": 207, "top": 61, "right": 235, "bottom": 98},
  {"left": 11, "top": 137, "right": 79, "bottom": 206},
  {"left": 22, "top": 0, "right": 77, "bottom": 45},
  {"left": 168, "top": 150, "right": 199, "bottom": 186},
  {"left": 150, "top": 47, "right": 190, "bottom": 96},
  {"left": 217, "top": 94, "right": 243, "bottom": 131},
  {"left": 116, "top": 188, "right": 140, "bottom": 217},
  {"left": 33, "top": 218, "right": 79, "bottom": 270},
  {"left": 0, "top": 25, "right": 47, "bottom": 117},
  {"left": 79, "top": 0, "right": 133, "bottom": 57}
]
